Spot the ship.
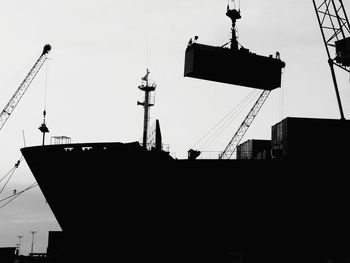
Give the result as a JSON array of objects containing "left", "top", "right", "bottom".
[
  {"left": 19, "top": 3, "right": 350, "bottom": 263},
  {"left": 19, "top": 120, "right": 350, "bottom": 263},
  {"left": 20, "top": 70, "right": 350, "bottom": 262}
]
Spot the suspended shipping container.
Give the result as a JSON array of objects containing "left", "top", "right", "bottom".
[{"left": 184, "top": 43, "right": 285, "bottom": 90}]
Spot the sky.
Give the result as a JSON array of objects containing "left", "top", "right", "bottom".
[{"left": 1, "top": 0, "right": 350, "bottom": 255}]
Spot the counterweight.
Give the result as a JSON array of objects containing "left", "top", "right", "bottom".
[{"left": 0, "top": 44, "right": 51, "bottom": 131}]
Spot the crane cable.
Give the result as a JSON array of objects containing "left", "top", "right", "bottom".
[
  {"left": 200, "top": 90, "right": 260, "bottom": 151},
  {"left": 191, "top": 89, "right": 259, "bottom": 151},
  {"left": 0, "top": 155, "right": 39, "bottom": 210},
  {"left": 280, "top": 67, "right": 286, "bottom": 122},
  {"left": 202, "top": 66, "right": 286, "bottom": 155},
  {"left": 43, "top": 57, "right": 51, "bottom": 113},
  {"left": 192, "top": 89, "right": 257, "bottom": 150},
  {"left": 0, "top": 182, "right": 38, "bottom": 209},
  {"left": 228, "top": 0, "right": 240, "bottom": 10},
  {"left": 0, "top": 156, "right": 23, "bottom": 195}
]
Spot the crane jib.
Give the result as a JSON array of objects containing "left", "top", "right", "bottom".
[{"left": 0, "top": 45, "right": 51, "bottom": 131}]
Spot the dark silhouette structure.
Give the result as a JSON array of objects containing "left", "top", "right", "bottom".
[
  {"left": 188, "top": 148, "right": 201, "bottom": 160},
  {"left": 236, "top": 139, "right": 271, "bottom": 159},
  {"left": 0, "top": 247, "right": 16, "bottom": 263},
  {"left": 17, "top": 1, "right": 350, "bottom": 262},
  {"left": 20, "top": 140, "right": 350, "bottom": 262},
  {"left": 46, "top": 231, "right": 64, "bottom": 260},
  {"left": 38, "top": 110, "right": 49, "bottom": 146},
  {"left": 184, "top": 4, "right": 285, "bottom": 90},
  {"left": 184, "top": 43, "right": 285, "bottom": 90},
  {"left": 137, "top": 69, "right": 156, "bottom": 149},
  {"left": 271, "top": 117, "right": 350, "bottom": 160},
  {"left": 312, "top": 0, "right": 350, "bottom": 120},
  {"left": 226, "top": 4, "right": 241, "bottom": 51},
  {"left": 0, "top": 44, "right": 51, "bottom": 131}
]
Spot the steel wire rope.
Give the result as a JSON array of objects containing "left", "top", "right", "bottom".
[
  {"left": 280, "top": 67, "right": 287, "bottom": 122},
  {"left": 0, "top": 156, "right": 23, "bottom": 194},
  {"left": 200, "top": 90, "right": 259, "bottom": 150},
  {"left": 191, "top": 89, "right": 256, "bottom": 150},
  {"left": 0, "top": 182, "right": 37, "bottom": 203},
  {"left": 0, "top": 168, "right": 16, "bottom": 194},
  {"left": 0, "top": 167, "right": 15, "bottom": 184},
  {"left": 44, "top": 59, "right": 49, "bottom": 112},
  {"left": 276, "top": 67, "right": 287, "bottom": 159},
  {"left": 0, "top": 182, "right": 38, "bottom": 209},
  {"left": 228, "top": 0, "right": 240, "bottom": 10},
  {"left": 200, "top": 89, "right": 261, "bottom": 151},
  {"left": 201, "top": 90, "right": 260, "bottom": 151},
  {"left": 192, "top": 89, "right": 259, "bottom": 152}
]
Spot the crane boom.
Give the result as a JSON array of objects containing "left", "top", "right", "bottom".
[
  {"left": 312, "top": 0, "right": 350, "bottom": 120},
  {"left": 0, "top": 44, "right": 51, "bottom": 131},
  {"left": 218, "top": 89, "right": 271, "bottom": 160}
]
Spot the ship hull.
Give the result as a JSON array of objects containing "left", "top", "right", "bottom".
[{"left": 21, "top": 142, "right": 350, "bottom": 262}]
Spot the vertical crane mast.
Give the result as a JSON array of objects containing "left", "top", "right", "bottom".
[
  {"left": 312, "top": 0, "right": 350, "bottom": 120},
  {"left": 0, "top": 44, "right": 51, "bottom": 131}
]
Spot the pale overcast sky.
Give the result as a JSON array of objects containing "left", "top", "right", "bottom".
[{"left": 1, "top": 0, "right": 350, "bottom": 254}]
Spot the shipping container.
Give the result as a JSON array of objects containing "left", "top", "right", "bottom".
[
  {"left": 271, "top": 117, "right": 350, "bottom": 160},
  {"left": 237, "top": 139, "right": 271, "bottom": 160},
  {"left": 184, "top": 43, "right": 285, "bottom": 90}
]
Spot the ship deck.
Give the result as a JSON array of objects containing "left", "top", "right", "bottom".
[{"left": 20, "top": 142, "right": 350, "bottom": 262}]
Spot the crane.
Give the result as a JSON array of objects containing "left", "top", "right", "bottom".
[
  {"left": 219, "top": 0, "right": 350, "bottom": 159},
  {"left": 0, "top": 44, "right": 51, "bottom": 131},
  {"left": 185, "top": 1, "right": 285, "bottom": 160},
  {"left": 217, "top": 2, "right": 285, "bottom": 160},
  {"left": 312, "top": 0, "right": 350, "bottom": 120}
]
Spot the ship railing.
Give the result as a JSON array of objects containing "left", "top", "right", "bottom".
[
  {"left": 196, "top": 151, "right": 224, "bottom": 160},
  {"left": 50, "top": 136, "right": 71, "bottom": 145},
  {"left": 196, "top": 151, "right": 270, "bottom": 160},
  {"left": 236, "top": 150, "right": 272, "bottom": 160},
  {"left": 162, "top": 143, "right": 170, "bottom": 152},
  {"left": 29, "top": 253, "right": 47, "bottom": 258},
  {"left": 142, "top": 142, "right": 170, "bottom": 153}
]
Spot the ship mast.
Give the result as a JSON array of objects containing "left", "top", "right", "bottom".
[{"left": 137, "top": 69, "right": 156, "bottom": 149}]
